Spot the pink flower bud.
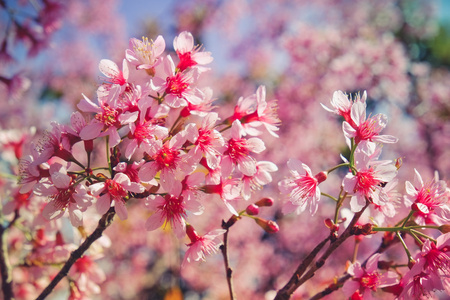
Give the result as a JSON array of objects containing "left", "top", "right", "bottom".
[
  {"left": 314, "top": 171, "right": 328, "bottom": 183},
  {"left": 84, "top": 140, "right": 94, "bottom": 153},
  {"left": 324, "top": 218, "right": 334, "bottom": 229},
  {"left": 246, "top": 204, "right": 259, "bottom": 215},
  {"left": 254, "top": 197, "right": 274, "bottom": 207},
  {"left": 439, "top": 224, "right": 450, "bottom": 233},
  {"left": 254, "top": 218, "right": 279, "bottom": 233},
  {"left": 186, "top": 224, "right": 201, "bottom": 243}
]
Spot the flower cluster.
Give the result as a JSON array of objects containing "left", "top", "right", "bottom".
[
  {"left": 277, "top": 90, "right": 450, "bottom": 299},
  {"left": 13, "top": 30, "right": 280, "bottom": 299}
]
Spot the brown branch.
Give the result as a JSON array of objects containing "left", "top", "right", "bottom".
[
  {"left": 308, "top": 222, "right": 402, "bottom": 300},
  {"left": 0, "top": 224, "right": 14, "bottom": 300},
  {"left": 220, "top": 217, "right": 238, "bottom": 300},
  {"left": 274, "top": 202, "right": 369, "bottom": 300},
  {"left": 35, "top": 207, "right": 116, "bottom": 300}
]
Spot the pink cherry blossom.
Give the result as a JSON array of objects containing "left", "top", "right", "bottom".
[
  {"left": 138, "top": 132, "right": 193, "bottom": 195},
  {"left": 182, "top": 224, "right": 225, "bottom": 267},
  {"left": 151, "top": 55, "right": 202, "bottom": 108},
  {"left": 342, "top": 253, "right": 399, "bottom": 300},
  {"left": 34, "top": 163, "right": 93, "bottom": 226},
  {"left": 173, "top": 31, "right": 213, "bottom": 73},
  {"left": 242, "top": 161, "right": 278, "bottom": 200},
  {"left": 321, "top": 90, "right": 366, "bottom": 127},
  {"left": 69, "top": 255, "right": 106, "bottom": 297},
  {"left": 404, "top": 169, "right": 450, "bottom": 226},
  {"left": 221, "top": 120, "right": 265, "bottom": 177},
  {"left": 203, "top": 177, "right": 242, "bottom": 215},
  {"left": 343, "top": 147, "right": 397, "bottom": 212},
  {"left": 237, "top": 86, "right": 281, "bottom": 137},
  {"left": 185, "top": 112, "right": 224, "bottom": 169},
  {"left": 279, "top": 159, "right": 326, "bottom": 216},
  {"left": 89, "top": 173, "right": 145, "bottom": 220},
  {"left": 343, "top": 101, "right": 398, "bottom": 145},
  {"left": 125, "top": 35, "right": 165, "bottom": 71},
  {"left": 77, "top": 94, "right": 138, "bottom": 147},
  {"left": 145, "top": 194, "right": 203, "bottom": 238},
  {"left": 98, "top": 59, "right": 129, "bottom": 92}
]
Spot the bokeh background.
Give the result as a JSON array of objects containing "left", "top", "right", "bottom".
[{"left": 1, "top": 0, "right": 450, "bottom": 299}]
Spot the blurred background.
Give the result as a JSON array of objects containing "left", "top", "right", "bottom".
[{"left": 1, "top": 0, "right": 450, "bottom": 299}]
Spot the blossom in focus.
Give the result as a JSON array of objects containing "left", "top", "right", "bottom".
[
  {"left": 173, "top": 31, "right": 213, "bottom": 73},
  {"left": 342, "top": 253, "right": 399, "bottom": 300},
  {"left": 182, "top": 224, "right": 225, "bottom": 267},
  {"left": 221, "top": 120, "right": 266, "bottom": 177},
  {"left": 343, "top": 147, "right": 397, "bottom": 213},
  {"left": 34, "top": 163, "right": 93, "bottom": 226},
  {"left": 279, "top": 159, "right": 327, "bottom": 216},
  {"left": 89, "top": 173, "right": 145, "bottom": 220},
  {"left": 321, "top": 90, "right": 366, "bottom": 127},
  {"left": 125, "top": 35, "right": 165, "bottom": 72},
  {"left": 404, "top": 169, "right": 450, "bottom": 226},
  {"left": 145, "top": 194, "right": 203, "bottom": 238},
  {"left": 343, "top": 101, "right": 398, "bottom": 146}
]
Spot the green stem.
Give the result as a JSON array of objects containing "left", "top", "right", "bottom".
[
  {"left": 326, "top": 163, "right": 350, "bottom": 174},
  {"left": 401, "top": 211, "right": 414, "bottom": 228},
  {"left": 372, "top": 225, "right": 440, "bottom": 232},
  {"left": 396, "top": 232, "right": 413, "bottom": 261},
  {"left": 321, "top": 192, "right": 338, "bottom": 202}
]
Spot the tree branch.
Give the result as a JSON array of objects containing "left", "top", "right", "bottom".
[
  {"left": 0, "top": 223, "right": 14, "bottom": 300},
  {"left": 274, "top": 202, "right": 369, "bottom": 300},
  {"left": 220, "top": 217, "right": 238, "bottom": 300},
  {"left": 35, "top": 207, "right": 116, "bottom": 300}
]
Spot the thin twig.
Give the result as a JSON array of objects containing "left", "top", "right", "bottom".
[
  {"left": 220, "top": 218, "right": 237, "bottom": 300},
  {"left": 35, "top": 207, "right": 116, "bottom": 300},
  {"left": 274, "top": 202, "right": 369, "bottom": 300},
  {"left": 0, "top": 224, "right": 14, "bottom": 300}
]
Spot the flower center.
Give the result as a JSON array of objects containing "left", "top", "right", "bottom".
[
  {"left": 165, "top": 74, "right": 189, "bottom": 97},
  {"left": 105, "top": 179, "right": 127, "bottom": 199},
  {"left": 354, "top": 168, "right": 380, "bottom": 197},
  {"left": 177, "top": 52, "right": 197, "bottom": 72},
  {"left": 160, "top": 195, "right": 187, "bottom": 225},
  {"left": 226, "top": 138, "right": 249, "bottom": 160},
  {"left": 360, "top": 272, "right": 379, "bottom": 290},
  {"left": 133, "top": 123, "right": 153, "bottom": 142},
  {"left": 95, "top": 105, "right": 120, "bottom": 127},
  {"left": 355, "top": 118, "right": 378, "bottom": 144},
  {"left": 154, "top": 145, "right": 179, "bottom": 169}
]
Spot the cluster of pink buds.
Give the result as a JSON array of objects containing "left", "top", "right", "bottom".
[{"left": 15, "top": 31, "right": 281, "bottom": 295}]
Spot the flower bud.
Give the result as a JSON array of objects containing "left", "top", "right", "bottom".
[
  {"left": 254, "top": 218, "right": 279, "bottom": 233},
  {"left": 186, "top": 224, "right": 201, "bottom": 243},
  {"left": 246, "top": 204, "right": 259, "bottom": 215},
  {"left": 324, "top": 218, "right": 334, "bottom": 229},
  {"left": 254, "top": 197, "right": 274, "bottom": 207},
  {"left": 314, "top": 171, "right": 328, "bottom": 183},
  {"left": 84, "top": 140, "right": 94, "bottom": 154},
  {"left": 438, "top": 224, "right": 450, "bottom": 233},
  {"left": 395, "top": 157, "right": 403, "bottom": 170}
]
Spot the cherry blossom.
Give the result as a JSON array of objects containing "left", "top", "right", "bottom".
[
  {"left": 404, "top": 169, "right": 450, "bottom": 226},
  {"left": 125, "top": 36, "right": 165, "bottom": 72},
  {"left": 342, "top": 253, "right": 399, "bottom": 300},
  {"left": 343, "top": 147, "right": 397, "bottom": 212},
  {"left": 182, "top": 224, "right": 225, "bottom": 267},
  {"left": 343, "top": 101, "right": 398, "bottom": 145},
  {"left": 89, "top": 173, "right": 145, "bottom": 220},
  {"left": 33, "top": 163, "right": 93, "bottom": 226},
  {"left": 145, "top": 194, "right": 203, "bottom": 238},
  {"left": 279, "top": 159, "right": 327, "bottom": 216},
  {"left": 173, "top": 31, "right": 213, "bottom": 73},
  {"left": 221, "top": 120, "right": 265, "bottom": 177}
]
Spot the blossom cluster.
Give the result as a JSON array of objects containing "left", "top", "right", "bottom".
[
  {"left": 9, "top": 31, "right": 280, "bottom": 299},
  {"left": 278, "top": 90, "right": 450, "bottom": 299}
]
